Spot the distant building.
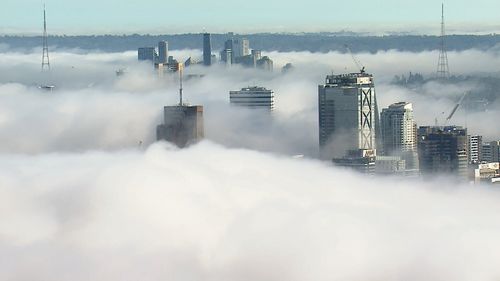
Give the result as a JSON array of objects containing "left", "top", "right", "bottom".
[
  {"left": 203, "top": 33, "right": 212, "bottom": 66},
  {"left": 318, "top": 72, "right": 379, "bottom": 160},
  {"left": 380, "top": 102, "right": 419, "bottom": 172},
  {"left": 158, "top": 41, "right": 168, "bottom": 64},
  {"left": 474, "top": 162, "right": 500, "bottom": 184},
  {"left": 417, "top": 126, "right": 468, "bottom": 180},
  {"left": 482, "top": 141, "right": 500, "bottom": 163},
  {"left": 332, "top": 149, "right": 376, "bottom": 174},
  {"left": 220, "top": 49, "right": 232, "bottom": 65},
  {"left": 156, "top": 105, "right": 204, "bottom": 148},
  {"left": 230, "top": 86, "right": 274, "bottom": 111},
  {"left": 468, "top": 135, "right": 482, "bottom": 164},
  {"left": 138, "top": 47, "right": 157, "bottom": 62},
  {"left": 375, "top": 156, "right": 407, "bottom": 175},
  {"left": 282, "top": 63, "right": 294, "bottom": 74},
  {"left": 257, "top": 56, "right": 273, "bottom": 71},
  {"left": 232, "top": 38, "right": 250, "bottom": 59}
]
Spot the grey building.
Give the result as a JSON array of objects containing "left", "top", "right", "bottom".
[
  {"left": 158, "top": 41, "right": 168, "bottom": 64},
  {"left": 417, "top": 126, "right": 468, "bottom": 180},
  {"left": 230, "top": 86, "right": 274, "bottom": 111},
  {"left": 203, "top": 33, "right": 212, "bottom": 66},
  {"left": 318, "top": 72, "right": 379, "bottom": 160},
  {"left": 332, "top": 149, "right": 376, "bottom": 174},
  {"left": 380, "top": 102, "right": 419, "bottom": 172},
  {"left": 156, "top": 105, "right": 204, "bottom": 148},
  {"left": 220, "top": 49, "right": 232, "bottom": 65},
  {"left": 482, "top": 141, "right": 500, "bottom": 163},
  {"left": 138, "top": 47, "right": 157, "bottom": 62}
]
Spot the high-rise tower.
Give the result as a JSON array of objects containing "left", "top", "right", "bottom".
[
  {"left": 41, "top": 5, "right": 50, "bottom": 71},
  {"left": 437, "top": 3, "right": 450, "bottom": 79},
  {"left": 318, "top": 72, "right": 379, "bottom": 160},
  {"left": 380, "top": 102, "right": 419, "bottom": 171},
  {"left": 203, "top": 33, "right": 212, "bottom": 66}
]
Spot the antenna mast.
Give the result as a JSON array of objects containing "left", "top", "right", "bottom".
[
  {"left": 437, "top": 3, "right": 450, "bottom": 79},
  {"left": 41, "top": 4, "right": 50, "bottom": 71}
]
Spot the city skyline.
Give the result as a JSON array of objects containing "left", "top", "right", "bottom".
[{"left": 2, "top": 0, "right": 500, "bottom": 35}]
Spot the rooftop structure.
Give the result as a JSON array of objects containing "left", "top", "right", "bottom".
[{"left": 230, "top": 86, "right": 274, "bottom": 111}]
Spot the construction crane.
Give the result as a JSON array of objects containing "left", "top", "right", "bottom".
[
  {"left": 444, "top": 91, "right": 469, "bottom": 124},
  {"left": 344, "top": 44, "right": 365, "bottom": 73}
]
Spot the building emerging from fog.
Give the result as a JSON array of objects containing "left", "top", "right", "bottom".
[
  {"left": 230, "top": 86, "right": 274, "bottom": 111},
  {"left": 158, "top": 41, "right": 168, "bottom": 64},
  {"left": 156, "top": 64, "right": 204, "bottom": 148},
  {"left": 468, "top": 135, "right": 482, "bottom": 164},
  {"left": 156, "top": 106, "right": 204, "bottom": 148},
  {"left": 418, "top": 126, "right": 468, "bottom": 180},
  {"left": 203, "top": 33, "right": 212, "bottom": 66},
  {"left": 138, "top": 47, "right": 157, "bottom": 62},
  {"left": 318, "top": 72, "right": 379, "bottom": 160},
  {"left": 380, "top": 102, "right": 419, "bottom": 173}
]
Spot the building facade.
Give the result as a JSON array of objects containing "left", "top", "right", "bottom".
[
  {"left": 156, "top": 105, "right": 204, "bottom": 148},
  {"left": 229, "top": 86, "right": 274, "bottom": 111},
  {"left": 380, "top": 102, "right": 419, "bottom": 171},
  {"left": 417, "top": 126, "right": 468, "bottom": 180},
  {"left": 203, "top": 33, "right": 212, "bottom": 66},
  {"left": 158, "top": 41, "right": 168, "bottom": 64},
  {"left": 468, "top": 135, "right": 482, "bottom": 164},
  {"left": 318, "top": 72, "right": 379, "bottom": 159},
  {"left": 138, "top": 47, "right": 157, "bottom": 62}
]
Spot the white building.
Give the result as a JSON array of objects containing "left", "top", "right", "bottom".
[
  {"left": 380, "top": 102, "right": 419, "bottom": 171},
  {"left": 475, "top": 162, "right": 500, "bottom": 184},
  {"left": 232, "top": 38, "right": 250, "bottom": 59},
  {"left": 229, "top": 86, "right": 274, "bottom": 111},
  {"left": 318, "top": 72, "right": 379, "bottom": 160},
  {"left": 468, "top": 135, "right": 482, "bottom": 164}
]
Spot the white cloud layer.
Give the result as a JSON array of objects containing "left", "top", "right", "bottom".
[
  {"left": 1, "top": 47, "right": 500, "bottom": 280},
  {"left": 1, "top": 142, "right": 500, "bottom": 281}
]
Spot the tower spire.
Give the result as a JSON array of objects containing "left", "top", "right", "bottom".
[
  {"left": 437, "top": 3, "right": 450, "bottom": 79},
  {"left": 41, "top": 4, "right": 50, "bottom": 71}
]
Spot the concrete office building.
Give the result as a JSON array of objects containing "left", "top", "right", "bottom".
[
  {"left": 418, "top": 126, "right": 468, "bottom": 180},
  {"left": 138, "top": 47, "right": 157, "bottom": 62},
  {"left": 318, "top": 72, "right": 379, "bottom": 160},
  {"left": 220, "top": 49, "right": 232, "bottom": 65},
  {"left": 156, "top": 105, "right": 204, "bottom": 148},
  {"left": 230, "top": 86, "right": 274, "bottom": 111},
  {"left": 380, "top": 102, "right": 419, "bottom": 171},
  {"left": 232, "top": 38, "right": 250, "bottom": 59},
  {"left": 158, "top": 41, "right": 168, "bottom": 64},
  {"left": 203, "top": 33, "right": 212, "bottom": 66},
  {"left": 482, "top": 141, "right": 500, "bottom": 163},
  {"left": 332, "top": 149, "right": 376, "bottom": 174},
  {"left": 468, "top": 135, "right": 482, "bottom": 164}
]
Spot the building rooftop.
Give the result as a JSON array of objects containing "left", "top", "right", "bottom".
[{"left": 324, "top": 72, "right": 373, "bottom": 87}]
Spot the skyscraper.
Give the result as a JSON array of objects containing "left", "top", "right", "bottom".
[
  {"left": 229, "top": 86, "right": 274, "bottom": 111},
  {"left": 318, "top": 72, "right": 379, "bottom": 160},
  {"left": 418, "top": 126, "right": 468, "bottom": 180},
  {"left": 380, "top": 102, "right": 419, "bottom": 171},
  {"left": 232, "top": 38, "right": 250, "bottom": 59},
  {"left": 158, "top": 41, "right": 168, "bottom": 64},
  {"left": 468, "top": 135, "right": 482, "bottom": 164},
  {"left": 138, "top": 47, "right": 157, "bottom": 62},
  {"left": 156, "top": 63, "right": 204, "bottom": 148},
  {"left": 156, "top": 106, "right": 204, "bottom": 148},
  {"left": 203, "top": 33, "right": 212, "bottom": 66}
]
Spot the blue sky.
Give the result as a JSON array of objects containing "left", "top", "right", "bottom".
[{"left": 1, "top": 0, "right": 499, "bottom": 35}]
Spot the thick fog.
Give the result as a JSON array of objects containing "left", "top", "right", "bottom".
[{"left": 1, "top": 46, "right": 500, "bottom": 280}]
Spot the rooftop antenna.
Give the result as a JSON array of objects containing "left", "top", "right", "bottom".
[
  {"left": 179, "top": 63, "right": 184, "bottom": 105},
  {"left": 436, "top": 3, "right": 450, "bottom": 79},
  {"left": 41, "top": 4, "right": 50, "bottom": 71}
]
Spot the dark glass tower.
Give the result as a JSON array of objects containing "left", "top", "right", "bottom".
[{"left": 203, "top": 33, "right": 212, "bottom": 66}]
